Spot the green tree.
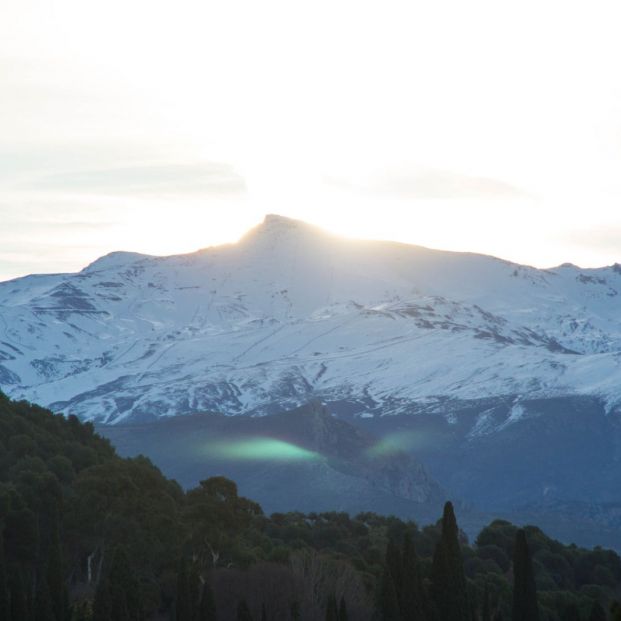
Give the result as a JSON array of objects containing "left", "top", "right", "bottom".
[
  {"left": 188, "top": 563, "right": 201, "bottom": 621},
  {"left": 338, "top": 596, "right": 348, "bottom": 621},
  {"left": 377, "top": 565, "right": 400, "bottom": 621},
  {"left": 325, "top": 594, "right": 338, "bottom": 621},
  {"left": 92, "top": 579, "right": 111, "bottom": 621},
  {"left": 9, "top": 571, "right": 28, "bottom": 621},
  {"left": 386, "top": 540, "right": 403, "bottom": 604},
  {"left": 511, "top": 530, "right": 539, "bottom": 621},
  {"left": 237, "top": 599, "right": 253, "bottom": 621},
  {"left": 290, "top": 601, "right": 300, "bottom": 621},
  {"left": 481, "top": 584, "right": 491, "bottom": 621},
  {"left": 105, "top": 547, "right": 141, "bottom": 621},
  {"left": 199, "top": 580, "right": 217, "bottom": 621},
  {"left": 0, "top": 532, "right": 10, "bottom": 621},
  {"left": 431, "top": 502, "right": 469, "bottom": 621},
  {"left": 34, "top": 572, "right": 55, "bottom": 621},
  {"left": 185, "top": 478, "right": 262, "bottom": 569},
  {"left": 401, "top": 532, "right": 427, "bottom": 621},
  {"left": 610, "top": 601, "right": 621, "bottom": 621},
  {"left": 46, "top": 506, "right": 65, "bottom": 621},
  {"left": 175, "top": 557, "right": 192, "bottom": 621}
]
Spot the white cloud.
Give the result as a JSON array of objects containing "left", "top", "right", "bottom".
[{"left": 2, "top": 0, "right": 621, "bottom": 278}]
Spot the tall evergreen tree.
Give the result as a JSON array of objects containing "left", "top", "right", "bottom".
[
  {"left": 511, "top": 530, "right": 539, "bottom": 621},
  {"left": 401, "top": 532, "right": 427, "bottom": 621},
  {"left": 0, "top": 532, "right": 10, "bottom": 621},
  {"left": 175, "top": 558, "right": 193, "bottom": 621},
  {"left": 92, "top": 579, "right": 111, "bottom": 621},
  {"left": 198, "top": 580, "right": 217, "bottom": 621},
  {"left": 386, "top": 540, "right": 403, "bottom": 604},
  {"left": 481, "top": 584, "right": 491, "bottom": 621},
  {"left": 34, "top": 572, "right": 55, "bottom": 621},
  {"left": 46, "top": 506, "right": 65, "bottom": 621},
  {"left": 237, "top": 599, "right": 253, "bottom": 621},
  {"left": 188, "top": 564, "right": 201, "bottom": 621},
  {"left": 430, "top": 502, "right": 469, "bottom": 621},
  {"left": 290, "top": 601, "right": 300, "bottom": 621},
  {"left": 325, "top": 594, "right": 338, "bottom": 621},
  {"left": 338, "top": 596, "right": 348, "bottom": 621},
  {"left": 378, "top": 565, "right": 400, "bottom": 621},
  {"left": 104, "top": 547, "right": 141, "bottom": 621}
]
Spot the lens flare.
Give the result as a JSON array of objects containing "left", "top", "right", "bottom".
[
  {"left": 203, "top": 437, "right": 322, "bottom": 462},
  {"left": 367, "top": 431, "right": 426, "bottom": 457}
]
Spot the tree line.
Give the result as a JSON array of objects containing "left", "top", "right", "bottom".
[{"left": 1, "top": 392, "right": 621, "bottom": 620}]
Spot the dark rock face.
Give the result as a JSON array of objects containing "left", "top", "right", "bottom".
[
  {"left": 341, "top": 395, "right": 621, "bottom": 549},
  {"left": 275, "top": 400, "right": 443, "bottom": 504}
]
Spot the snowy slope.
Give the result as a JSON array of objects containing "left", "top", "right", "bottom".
[{"left": 1, "top": 214, "right": 621, "bottom": 424}]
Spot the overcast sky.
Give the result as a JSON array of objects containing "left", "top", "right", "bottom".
[{"left": 2, "top": 0, "right": 621, "bottom": 280}]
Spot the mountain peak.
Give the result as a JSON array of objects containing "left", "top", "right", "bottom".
[
  {"left": 263, "top": 213, "right": 300, "bottom": 227},
  {"left": 81, "top": 251, "right": 151, "bottom": 274},
  {"left": 240, "top": 214, "right": 331, "bottom": 246}
]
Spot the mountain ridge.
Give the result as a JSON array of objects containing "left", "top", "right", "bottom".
[{"left": 1, "top": 214, "right": 621, "bottom": 425}]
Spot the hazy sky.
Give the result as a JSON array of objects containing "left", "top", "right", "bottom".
[{"left": 2, "top": 0, "right": 621, "bottom": 280}]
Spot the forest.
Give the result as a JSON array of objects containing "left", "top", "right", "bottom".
[{"left": 1, "top": 391, "right": 620, "bottom": 621}]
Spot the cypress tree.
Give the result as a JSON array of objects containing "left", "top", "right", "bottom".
[
  {"left": 0, "top": 532, "right": 10, "bottom": 621},
  {"left": 46, "top": 507, "right": 65, "bottom": 621},
  {"left": 188, "top": 564, "right": 201, "bottom": 621},
  {"left": 237, "top": 599, "right": 253, "bottom": 621},
  {"left": 9, "top": 571, "right": 29, "bottom": 621},
  {"left": 481, "top": 584, "right": 491, "bottom": 621},
  {"left": 198, "top": 580, "right": 217, "bottom": 621},
  {"left": 105, "top": 547, "right": 140, "bottom": 621},
  {"left": 290, "top": 601, "right": 300, "bottom": 621},
  {"left": 34, "top": 572, "right": 55, "bottom": 621},
  {"left": 386, "top": 541, "right": 403, "bottom": 603},
  {"left": 401, "top": 532, "right": 427, "bottom": 621},
  {"left": 92, "top": 579, "right": 111, "bottom": 621},
  {"left": 175, "top": 558, "right": 192, "bottom": 621},
  {"left": 587, "top": 601, "right": 606, "bottom": 621},
  {"left": 107, "top": 567, "right": 129, "bottom": 620},
  {"left": 338, "top": 596, "right": 348, "bottom": 621},
  {"left": 511, "top": 530, "right": 539, "bottom": 621},
  {"left": 430, "top": 502, "right": 469, "bottom": 621},
  {"left": 377, "top": 565, "right": 400, "bottom": 621},
  {"left": 325, "top": 594, "right": 338, "bottom": 621}
]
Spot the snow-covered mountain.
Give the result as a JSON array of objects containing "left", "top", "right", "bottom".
[{"left": 2, "top": 213, "right": 621, "bottom": 425}]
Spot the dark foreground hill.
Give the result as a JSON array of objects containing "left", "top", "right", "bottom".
[{"left": 2, "top": 392, "right": 621, "bottom": 621}]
